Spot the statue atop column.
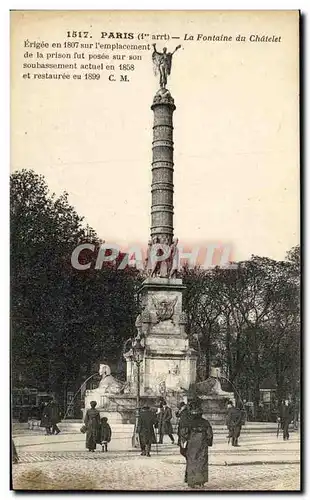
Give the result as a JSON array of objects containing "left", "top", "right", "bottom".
[{"left": 152, "top": 43, "right": 181, "bottom": 89}]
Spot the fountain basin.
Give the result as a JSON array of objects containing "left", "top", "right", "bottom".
[{"left": 83, "top": 394, "right": 160, "bottom": 424}]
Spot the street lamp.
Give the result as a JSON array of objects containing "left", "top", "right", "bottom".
[{"left": 131, "top": 336, "right": 145, "bottom": 448}]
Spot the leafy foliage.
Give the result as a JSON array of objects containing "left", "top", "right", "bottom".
[
  {"left": 11, "top": 170, "right": 141, "bottom": 396},
  {"left": 182, "top": 249, "right": 300, "bottom": 414}
]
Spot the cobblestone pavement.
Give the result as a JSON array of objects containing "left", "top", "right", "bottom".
[
  {"left": 12, "top": 431, "right": 300, "bottom": 491},
  {"left": 12, "top": 457, "right": 300, "bottom": 491},
  {"left": 13, "top": 446, "right": 300, "bottom": 465}
]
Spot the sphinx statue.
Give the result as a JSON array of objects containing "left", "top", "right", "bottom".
[
  {"left": 195, "top": 366, "right": 233, "bottom": 397},
  {"left": 98, "top": 364, "right": 124, "bottom": 394}
]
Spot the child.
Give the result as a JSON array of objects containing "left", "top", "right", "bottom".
[{"left": 99, "top": 417, "right": 112, "bottom": 452}]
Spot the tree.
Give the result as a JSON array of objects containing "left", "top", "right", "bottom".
[
  {"left": 11, "top": 169, "right": 86, "bottom": 389},
  {"left": 264, "top": 247, "right": 300, "bottom": 405},
  {"left": 11, "top": 169, "right": 141, "bottom": 400},
  {"left": 181, "top": 247, "right": 300, "bottom": 416},
  {"left": 182, "top": 266, "right": 224, "bottom": 380}
]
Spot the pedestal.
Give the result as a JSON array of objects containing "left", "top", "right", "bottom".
[{"left": 125, "top": 277, "right": 198, "bottom": 398}]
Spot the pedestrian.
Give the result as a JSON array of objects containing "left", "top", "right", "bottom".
[
  {"left": 40, "top": 401, "right": 52, "bottom": 435},
  {"left": 226, "top": 401, "right": 243, "bottom": 446},
  {"left": 179, "top": 400, "right": 213, "bottom": 489},
  {"left": 293, "top": 399, "right": 299, "bottom": 430},
  {"left": 12, "top": 439, "right": 19, "bottom": 464},
  {"left": 176, "top": 402, "right": 189, "bottom": 446},
  {"left": 84, "top": 400, "right": 101, "bottom": 452},
  {"left": 157, "top": 400, "right": 175, "bottom": 444},
  {"left": 278, "top": 399, "right": 293, "bottom": 440},
  {"left": 137, "top": 405, "right": 157, "bottom": 457},
  {"left": 99, "top": 416, "right": 112, "bottom": 452},
  {"left": 242, "top": 400, "right": 248, "bottom": 422},
  {"left": 49, "top": 399, "right": 61, "bottom": 435}
]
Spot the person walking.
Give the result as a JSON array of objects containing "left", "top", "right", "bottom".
[
  {"left": 157, "top": 401, "right": 175, "bottom": 444},
  {"left": 176, "top": 402, "right": 189, "bottom": 446},
  {"left": 179, "top": 400, "right": 213, "bottom": 489},
  {"left": 137, "top": 405, "right": 157, "bottom": 457},
  {"left": 278, "top": 399, "right": 293, "bottom": 440},
  {"left": 226, "top": 401, "right": 243, "bottom": 447},
  {"left": 40, "top": 401, "right": 52, "bottom": 435},
  {"left": 293, "top": 400, "right": 299, "bottom": 430},
  {"left": 12, "top": 439, "right": 19, "bottom": 464},
  {"left": 99, "top": 417, "right": 112, "bottom": 452},
  {"left": 84, "top": 401, "right": 101, "bottom": 452},
  {"left": 49, "top": 399, "right": 61, "bottom": 435}
]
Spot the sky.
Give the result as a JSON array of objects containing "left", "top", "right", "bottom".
[{"left": 11, "top": 10, "right": 300, "bottom": 262}]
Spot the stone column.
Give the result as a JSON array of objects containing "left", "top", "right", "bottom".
[{"left": 150, "top": 89, "right": 175, "bottom": 246}]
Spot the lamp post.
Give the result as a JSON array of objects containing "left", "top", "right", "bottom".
[{"left": 131, "top": 336, "right": 145, "bottom": 448}]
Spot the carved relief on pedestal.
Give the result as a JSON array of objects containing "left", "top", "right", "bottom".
[
  {"left": 165, "top": 365, "right": 183, "bottom": 392},
  {"left": 152, "top": 295, "right": 177, "bottom": 323},
  {"left": 153, "top": 363, "right": 184, "bottom": 394}
]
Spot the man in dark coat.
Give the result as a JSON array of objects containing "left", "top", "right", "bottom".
[
  {"left": 176, "top": 402, "right": 190, "bottom": 446},
  {"left": 226, "top": 401, "right": 243, "bottom": 446},
  {"left": 137, "top": 405, "right": 157, "bottom": 457},
  {"left": 40, "top": 402, "right": 52, "bottom": 435},
  {"left": 179, "top": 400, "right": 213, "bottom": 489},
  {"left": 157, "top": 401, "right": 174, "bottom": 444},
  {"left": 278, "top": 400, "right": 293, "bottom": 440},
  {"left": 99, "top": 417, "right": 112, "bottom": 452},
  {"left": 84, "top": 401, "right": 101, "bottom": 452},
  {"left": 49, "top": 400, "right": 61, "bottom": 435}
]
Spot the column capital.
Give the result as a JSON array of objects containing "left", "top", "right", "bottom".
[{"left": 151, "top": 88, "right": 176, "bottom": 110}]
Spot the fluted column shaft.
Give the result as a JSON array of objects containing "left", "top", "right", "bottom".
[{"left": 150, "top": 94, "right": 175, "bottom": 246}]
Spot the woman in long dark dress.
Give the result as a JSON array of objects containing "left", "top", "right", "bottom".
[
  {"left": 84, "top": 401, "right": 101, "bottom": 452},
  {"left": 180, "top": 401, "right": 213, "bottom": 489}
]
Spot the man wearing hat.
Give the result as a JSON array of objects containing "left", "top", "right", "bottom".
[
  {"left": 278, "top": 399, "right": 294, "bottom": 440},
  {"left": 137, "top": 405, "right": 157, "bottom": 457},
  {"left": 226, "top": 401, "right": 243, "bottom": 446},
  {"left": 179, "top": 399, "right": 213, "bottom": 489},
  {"left": 157, "top": 401, "right": 175, "bottom": 444}
]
